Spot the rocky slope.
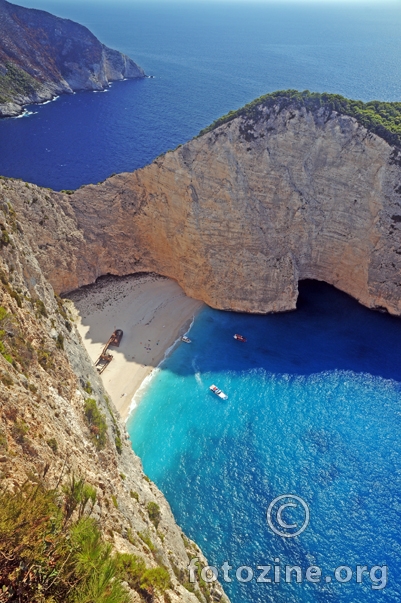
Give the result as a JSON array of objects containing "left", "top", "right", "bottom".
[
  {"left": 5, "top": 92, "right": 401, "bottom": 316},
  {"left": 0, "top": 0, "right": 145, "bottom": 117},
  {"left": 0, "top": 185, "right": 227, "bottom": 601}
]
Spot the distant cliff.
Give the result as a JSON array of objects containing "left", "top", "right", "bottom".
[
  {"left": 4, "top": 91, "right": 401, "bottom": 316},
  {"left": 0, "top": 0, "right": 145, "bottom": 117}
]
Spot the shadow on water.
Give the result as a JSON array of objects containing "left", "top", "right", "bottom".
[{"left": 165, "top": 279, "right": 401, "bottom": 383}]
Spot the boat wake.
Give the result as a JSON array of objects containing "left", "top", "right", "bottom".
[{"left": 192, "top": 356, "right": 203, "bottom": 387}]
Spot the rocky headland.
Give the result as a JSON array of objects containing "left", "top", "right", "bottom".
[
  {"left": 0, "top": 0, "right": 145, "bottom": 117},
  {"left": 6, "top": 91, "right": 401, "bottom": 315}
]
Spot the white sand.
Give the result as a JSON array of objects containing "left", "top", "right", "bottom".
[{"left": 68, "top": 274, "right": 203, "bottom": 420}]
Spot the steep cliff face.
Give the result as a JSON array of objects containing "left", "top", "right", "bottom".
[
  {"left": 6, "top": 95, "right": 401, "bottom": 316},
  {"left": 0, "top": 0, "right": 145, "bottom": 117},
  {"left": 0, "top": 184, "right": 227, "bottom": 602}
]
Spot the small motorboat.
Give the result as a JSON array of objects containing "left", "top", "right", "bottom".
[
  {"left": 234, "top": 333, "right": 247, "bottom": 342},
  {"left": 181, "top": 335, "right": 192, "bottom": 344},
  {"left": 209, "top": 385, "right": 228, "bottom": 400}
]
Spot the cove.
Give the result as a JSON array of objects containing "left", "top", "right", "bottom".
[{"left": 128, "top": 281, "right": 401, "bottom": 603}]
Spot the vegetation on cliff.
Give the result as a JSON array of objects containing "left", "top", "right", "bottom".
[
  {"left": 0, "top": 63, "right": 40, "bottom": 104},
  {"left": 0, "top": 0, "right": 145, "bottom": 116},
  {"left": 199, "top": 89, "right": 401, "bottom": 149},
  {"left": 0, "top": 479, "right": 171, "bottom": 602},
  {"left": 0, "top": 180, "right": 228, "bottom": 603}
]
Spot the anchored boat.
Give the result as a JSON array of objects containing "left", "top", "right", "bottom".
[
  {"left": 234, "top": 333, "right": 247, "bottom": 342},
  {"left": 209, "top": 384, "right": 228, "bottom": 400},
  {"left": 181, "top": 335, "right": 192, "bottom": 344}
]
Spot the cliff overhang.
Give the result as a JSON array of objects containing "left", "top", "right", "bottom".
[{"left": 3, "top": 91, "right": 401, "bottom": 317}]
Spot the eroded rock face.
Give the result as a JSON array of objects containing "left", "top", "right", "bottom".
[
  {"left": 5, "top": 101, "right": 401, "bottom": 315},
  {"left": 0, "top": 0, "right": 145, "bottom": 117},
  {"left": 0, "top": 181, "right": 228, "bottom": 603}
]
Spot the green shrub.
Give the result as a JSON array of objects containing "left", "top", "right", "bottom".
[
  {"left": 10, "top": 289, "right": 21, "bottom": 308},
  {"left": 115, "top": 435, "right": 122, "bottom": 454},
  {"left": 0, "top": 429, "right": 7, "bottom": 450},
  {"left": 84, "top": 398, "right": 107, "bottom": 449},
  {"left": 11, "top": 420, "right": 29, "bottom": 444},
  {"left": 115, "top": 553, "right": 171, "bottom": 597},
  {"left": 141, "top": 567, "right": 171, "bottom": 596},
  {"left": 183, "top": 580, "right": 195, "bottom": 593},
  {"left": 111, "top": 494, "right": 118, "bottom": 508},
  {"left": 130, "top": 490, "right": 139, "bottom": 501},
  {"left": 198, "top": 89, "right": 401, "bottom": 149},
  {"left": 0, "top": 228, "right": 9, "bottom": 247},
  {"left": 104, "top": 395, "right": 123, "bottom": 454},
  {"left": 0, "top": 306, "right": 8, "bottom": 321},
  {"left": 147, "top": 501, "right": 161, "bottom": 528},
  {"left": 115, "top": 552, "right": 147, "bottom": 590},
  {"left": 138, "top": 530, "right": 155, "bottom": 552},
  {"left": 37, "top": 347, "right": 53, "bottom": 371},
  {"left": 62, "top": 475, "right": 97, "bottom": 521},
  {"left": 127, "top": 528, "right": 136, "bottom": 546},
  {"left": 34, "top": 298, "right": 48, "bottom": 318},
  {"left": 56, "top": 332, "right": 64, "bottom": 350},
  {"left": 47, "top": 437, "right": 58, "bottom": 453},
  {"left": 84, "top": 380, "right": 93, "bottom": 394},
  {"left": 0, "top": 372, "right": 14, "bottom": 387}
]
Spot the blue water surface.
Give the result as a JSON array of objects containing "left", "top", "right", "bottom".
[
  {"left": 128, "top": 281, "right": 401, "bottom": 603},
  {"left": 1, "top": 1, "right": 401, "bottom": 189}
]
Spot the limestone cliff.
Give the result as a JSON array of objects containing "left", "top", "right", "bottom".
[
  {"left": 0, "top": 187, "right": 227, "bottom": 602},
  {"left": 5, "top": 92, "right": 401, "bottom": 316},
  {"left": 0, "top": 0, "right": 145, "bottom": 117}
]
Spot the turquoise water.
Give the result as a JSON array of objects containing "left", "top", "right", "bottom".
[
  {"left": 1, "top": 1, "right": 401, "bottom": 189},
  {"left": 128, "top": 282, "right": 401, "bottom": 602}
]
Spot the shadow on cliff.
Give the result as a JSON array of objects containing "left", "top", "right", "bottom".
[{"left": 164, "top": 279, "right": 401, "bottom": 384}]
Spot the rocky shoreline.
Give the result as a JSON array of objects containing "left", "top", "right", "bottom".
[{"left": 0, "top": 0, "right": 145, "bottom": 118}]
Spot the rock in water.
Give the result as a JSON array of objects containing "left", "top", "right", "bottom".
[{"left": 0, "top": 0, "right": 145, "bottom": 117}]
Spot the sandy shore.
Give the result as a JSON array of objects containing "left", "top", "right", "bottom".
[{"left": 68, "top": 274, "right": 203, "bottom": 420}]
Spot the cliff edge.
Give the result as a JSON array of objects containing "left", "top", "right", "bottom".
[
  {"left": 6, "top": 91, "right": 401, "bottom": 316},
  {"left": 0, "top": 0, "right": 145, "bottom": 117},
  {"left": 0, "top": 183, "right": 228, "bottom": 602}
]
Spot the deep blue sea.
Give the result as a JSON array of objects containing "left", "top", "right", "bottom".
[
  {"left": 2, "top": 2, "right": 401, "bottom": 602},
  {"left": 1, "top": 1, "right": 401, "bottom": 189}
]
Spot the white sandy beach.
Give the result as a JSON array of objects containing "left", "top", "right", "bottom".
[{"left": 68, "top": 274, "right": 203, "bottom": 420}]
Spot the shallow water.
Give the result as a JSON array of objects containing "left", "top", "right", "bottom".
[{"left": 128, "top": 281, "right": 401, "bottom": 602}]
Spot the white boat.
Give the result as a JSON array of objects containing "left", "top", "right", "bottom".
[
  {"left": 181, "top": 335, "right": 192, "bottom": 344},
  {"left": 209, "top": 384, "right": 228, "bottom": 400}
]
